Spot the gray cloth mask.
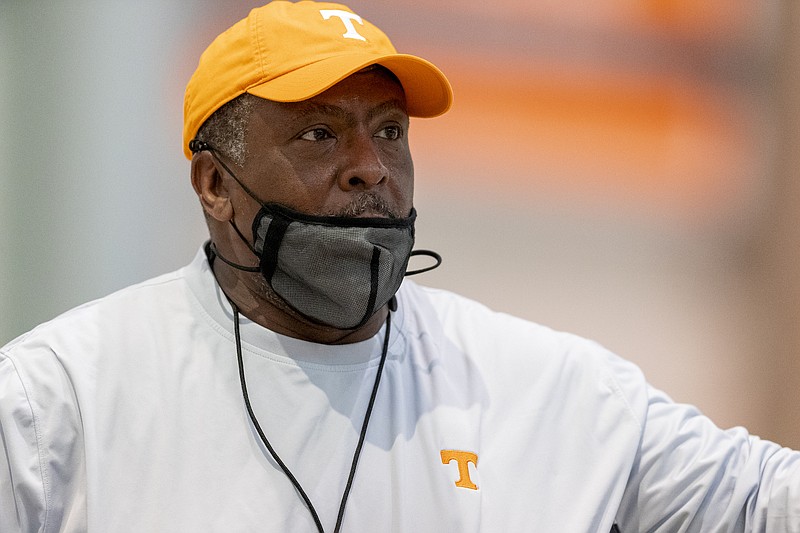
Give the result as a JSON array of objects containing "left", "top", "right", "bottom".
[{"left": 244, "top": 202, "right": 416, "bottom": 329}]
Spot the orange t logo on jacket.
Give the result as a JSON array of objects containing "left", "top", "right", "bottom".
[{"left": 440, "top": 450, "right": 479, "bottom": 490}]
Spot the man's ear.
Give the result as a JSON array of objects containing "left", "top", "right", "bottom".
[{"left": 191, "top": 150, "right": 233, "bottom": 222}]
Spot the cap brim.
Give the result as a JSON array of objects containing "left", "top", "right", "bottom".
[{"left": 246, "top": 53, "right": 453, "bottom": 118}]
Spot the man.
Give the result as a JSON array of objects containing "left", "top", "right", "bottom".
[{"left": 1, "top": 1, "right": 799, "bottom": 532}]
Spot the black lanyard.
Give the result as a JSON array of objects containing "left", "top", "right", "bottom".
[{"left": 231, "top": 302, "right": 391, "bottom": 533}]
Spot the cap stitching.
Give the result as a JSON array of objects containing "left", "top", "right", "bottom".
[{"left": 251, "top": 9, "right": 269, "bottom": 84}]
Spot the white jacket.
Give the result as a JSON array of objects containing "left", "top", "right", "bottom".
[{"left": 2, "top": 247, "right": 799, "bottom": 532}]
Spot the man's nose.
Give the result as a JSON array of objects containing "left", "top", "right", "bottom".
[{"left": 337, "top": 134, "right": 388, "bottom": 191}]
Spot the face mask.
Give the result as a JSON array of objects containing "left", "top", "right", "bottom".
[
  {"left": 191, "top": 140, "right": 438, "bottom": 330},
  {"left": 243, "top": 202, "right": 416, "bottom": 329}
]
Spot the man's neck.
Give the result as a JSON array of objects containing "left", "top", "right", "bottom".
[{"left": 211, "top": 259, "right": 388, "bottom": 345}]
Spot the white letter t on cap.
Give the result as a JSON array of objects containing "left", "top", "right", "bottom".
[{"left": 320, "top": 9, "right": 367, "bottom": 41}]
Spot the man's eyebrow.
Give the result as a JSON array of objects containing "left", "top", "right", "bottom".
[
  {"left": 366, "top": 99, "right": 408, "bottom": 123},
  {"left": 294, "top": 102, "right": 351, "bottom": 122}
]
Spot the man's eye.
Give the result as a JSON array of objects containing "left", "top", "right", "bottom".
[
  {"left": 376, "top": 125, "right": 402, "bottom": 140},
  {"left": 300, "top": 128, "right": 333, "bottom": 141}
]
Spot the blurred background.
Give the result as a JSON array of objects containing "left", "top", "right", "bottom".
[{"left": 2, "top": 0, "right": 800, "bottom": 446}]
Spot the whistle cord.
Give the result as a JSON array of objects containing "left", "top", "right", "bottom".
[{"left": 232, "top": 303, "right": 391, "bottom": 533}]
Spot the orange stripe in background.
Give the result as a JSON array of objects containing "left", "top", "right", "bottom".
[
  {"left": 411, "top": 53, "right": 763, "bottom": 224},
  {"left": 383, "top": 0, "right": 774, "bottom": 226}
]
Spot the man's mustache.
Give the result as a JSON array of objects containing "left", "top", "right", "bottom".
[{"left": 331, "top": 193, "right": 400, "bottom": 218}]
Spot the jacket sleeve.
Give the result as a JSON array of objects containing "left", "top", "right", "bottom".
[
  {"left": 615, "top": 385, "right": 800, "bottom": 532},
  {"left": 0, "top": 349, "right": 87, "bottom": 533}
]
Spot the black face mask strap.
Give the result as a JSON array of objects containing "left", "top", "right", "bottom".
[
  {"left": 192, "top": 139, "right": 263, "bottom": 274},
  {"left": 209, "top": 243, "right": 261, "bottom": 273},
  {"left": 229, "top": 219, "right": 259, "bottom": 257},
  {"left": 405, "top": 249, "right": 442, "bottom": 276},
  {"left": 190, "top": 139, "right": 265, "bottom": 207}
]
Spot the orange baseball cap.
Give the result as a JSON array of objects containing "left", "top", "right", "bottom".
[{"left": 183, "top": 1, "right": 453, "bottom": 159}]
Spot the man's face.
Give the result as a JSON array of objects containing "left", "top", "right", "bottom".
[{"left": 229, "top": 68, "right": 413, "bottom": 229}]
